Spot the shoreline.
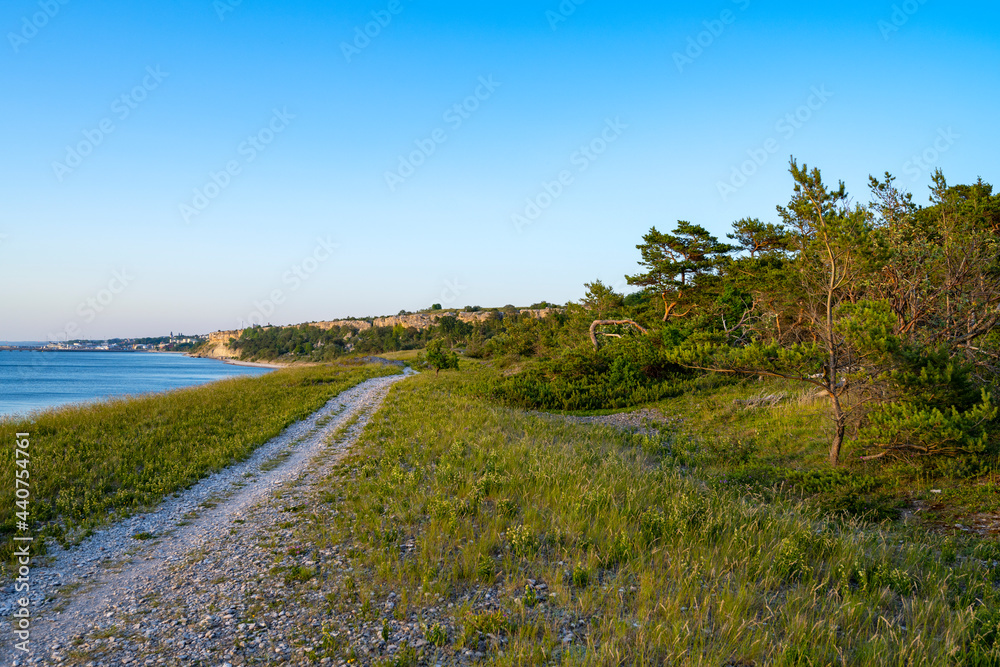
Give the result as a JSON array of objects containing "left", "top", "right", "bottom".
[
  {"left": 219, "top": 358, "right": 288, "bottom": 369},
  {"left": 0, "top": 345, "right": 288, "bottom": 370},
  {"left": 184, "top": 350, "right": 289, "bottom": 369},
  {"left": 0, "top": 354, "right": 280, "bottom": 421}
]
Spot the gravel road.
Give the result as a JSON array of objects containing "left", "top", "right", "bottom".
[{"left": 0, "top": 371, "right": 411, "bottom": 666}]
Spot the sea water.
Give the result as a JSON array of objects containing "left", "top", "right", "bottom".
[{"left": 0, "top": 350, "right": 271, "bottom": 419}]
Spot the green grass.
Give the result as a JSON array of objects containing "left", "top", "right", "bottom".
[
  {"left": 299, "top": 371, "right": 1000, "bottom": 665},
  {"left": 372, "top": 349, "right": 422, "bottom": 362},
  {"left": 650, "top": 377, "right": 998, "bottom": 524},
  {"left": 0, "top": 362, "right": 399, "bottom": 575},
  {"left": 650, "top": 378, "right": 832, "bottom": 467}
]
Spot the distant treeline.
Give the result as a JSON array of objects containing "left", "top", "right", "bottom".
[
  {"left": 231, "top": 323, "right": 428, "bottom": 360},
  {"left": 228, "top": 307, "right": 566, "bottom": 362}
]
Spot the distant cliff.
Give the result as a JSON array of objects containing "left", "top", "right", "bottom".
[
  {"left": 311, "top": 319, "right": 373, "bottom": 332},
  {"left": 199, "top": 330, "right": 244, "bottom": 360},
  {"left": 197, "top": 309, "right": 561, "bottom": 360},
  {"left": 370, "top": 308, "right": 559, "bottom": 329}
]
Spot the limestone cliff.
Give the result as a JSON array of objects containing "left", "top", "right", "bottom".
[
  {"left": 197, "top": 309, "right": 561, "bottom": 360},
  {"left": 372, "top": 309, "right": 559, "bottom": 329},
  {"left": 312, "top": 319, "right": 373, "bottom": 332},
  {"left": 199, "top": 330, "right": 243, "bottom": 360}
]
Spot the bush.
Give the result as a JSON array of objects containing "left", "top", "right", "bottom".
[
  {"left": 482, "top": 337, "right": 703, "bottom": 411},
  {"left": 424, "top": 339, "right": 459, "bottom": 375},
  {"left": 508, "top": 524, "right": 537, "bottom": 558}
]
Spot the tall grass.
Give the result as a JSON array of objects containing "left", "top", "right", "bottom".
[
  {"left": 0, "top": 363, "right": 399, "bottom": 574},
  {"left": 652, "top": 379, "right": 999, "bottom": 524},
  {"left": 306, "top": 371, "right": 1000, "bottom": 665}
]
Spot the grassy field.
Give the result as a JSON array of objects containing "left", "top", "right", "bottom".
[
  {"left": 293, "top": 369, "right": 1000, "bottom": 665},
  {"left": 375, "top": 350, "right": 424, "bottom": 363},
  {"left": 649, "top": 378, "right": 1000, "bottom": 531},
  {"left": 0, "top": 362, "right": 400, "bottom": 574}
]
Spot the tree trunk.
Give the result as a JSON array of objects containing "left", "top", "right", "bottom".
[
  {"left": 589, "top": 320, "right": 649, "bottom": 348},
  {"left": 660, "top": 291, "right": 691, "bottom": 321},
  {"left": 829, "top": 391, "right": 845, "bottom": 465},
  {"left": 817, "top": 197, "right": 843, "bottom": 465}
]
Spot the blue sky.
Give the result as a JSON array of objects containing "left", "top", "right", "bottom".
[{"left": 1, "top": 0, "right": 997, "bottom": 340}]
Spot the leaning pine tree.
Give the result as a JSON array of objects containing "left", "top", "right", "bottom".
[
  {"left": 671, "top": 160, "right": 871, "bottom": 465},
  {"left": 625, "top": 222, "right": 734, "bottom": 321},
  {"left": 669, "top": 160, "right": 999, "bottom": 466}
]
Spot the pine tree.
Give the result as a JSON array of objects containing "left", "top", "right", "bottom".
[
  {"left": 425, "top": 339, "right": 459, "bottom": 375},
  {"left": 626, "top": 222, "right": 734, "bottom": 321}
]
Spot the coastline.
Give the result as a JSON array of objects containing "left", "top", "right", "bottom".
[
  {"left": 0, "top": 351, "right": 277, "bottom": 420},
  {"left": 220, "top": 359, "right": 288, "bottom": 369}
]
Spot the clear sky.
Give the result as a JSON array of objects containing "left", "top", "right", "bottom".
[{"left": 1, "top": 0, "right": 997, "bottom": 340}]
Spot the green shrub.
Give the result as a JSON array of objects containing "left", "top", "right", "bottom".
[
  {"left": 496, "top": 498, "right": 519, "bottom": 518},
  {"left": 601, "top": 530, "right": 633, "bottom": 567},
  {"left": 638, "top": 508, "right": 668, "bottom": 545},
  {"left": 466, "top": 610, "right": 515, "bottom": 636},
  {"left": 571, "top": 563, "right": 591, "bottom": 588},
  {"left": 477, "top": 333, "right": 717, "bottom": 412},
  {"left": 476, "top": 553, "right": 495, "bottom": 582},
  {"left": 508, "top": 524, "right": 537, "bottom": 558},
  {"left": 961, "top": 605, "right": 1000, "bottom": 665},
  {"left": 424, "top": 623, "right": 448, "bottom": 647}
]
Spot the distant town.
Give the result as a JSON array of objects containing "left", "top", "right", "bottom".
[{"left": 0, "top": 334, "right": 207, "bottom": 353}]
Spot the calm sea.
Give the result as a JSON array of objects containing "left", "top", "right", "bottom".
[{"left": 0, "top": 351, "right": 271, "bottom": 419}]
